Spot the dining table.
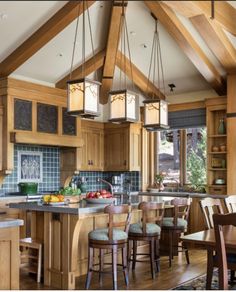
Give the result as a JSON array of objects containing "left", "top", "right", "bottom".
[{"left": 181, "top": 226, "right": 236, "bottom": 289}]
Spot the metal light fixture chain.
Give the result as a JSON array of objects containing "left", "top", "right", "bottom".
[{"left": 69, "top": 1, "right": 81, "bottom": 80}]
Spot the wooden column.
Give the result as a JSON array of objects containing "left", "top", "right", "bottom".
[{"left": 227, "top": 75, "right": 236, "bottom": 194}]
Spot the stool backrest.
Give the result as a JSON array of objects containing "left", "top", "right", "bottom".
[
  {"left": 104, "top": 204, "right": 131, "bottom": 240},
  {"left": 225, "top": 195, "right": 236, "bottom": 213},
  {"left": 199, "top": 198, "right": 224, "bottom": 229},
  {"left": 138, "top": 202, "right": 165, "bottom": 234},
  {"left": 213, "top": 213, "right": 236, "bottom": 290},
  {"left": 170, "top": 197, "right": 191, "bottom": 227}
]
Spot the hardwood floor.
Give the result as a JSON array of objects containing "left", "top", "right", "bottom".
[{"left": 20, "top": 248, "right": 207, "bottom": 290}]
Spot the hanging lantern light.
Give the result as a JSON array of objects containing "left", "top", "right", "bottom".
[
  {"left": 67, "top": 1, "right": 100, "bottom": 118},
  {"left": 108, "top": 1, "right": 139, "bottom": 123},
  {"left": 143, "top": 15, "right": 169, "bottom": 131}
]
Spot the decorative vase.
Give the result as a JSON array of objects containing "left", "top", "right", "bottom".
[
  {"left": 218, "top": 119, "right": 226, "bottom": 135},
  {"left": 159, "top": 182, "right": 165, "bottom": 191}
]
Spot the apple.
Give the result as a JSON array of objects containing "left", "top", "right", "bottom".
[
  {"left": 86, "top": 192, "right": 95, "bottom": 198},
  {"left": 100, "top": 189, "right": 107, "bottom": 195},
  {"left": 95, "top": 192, "right": 101, "bottom": 198}
]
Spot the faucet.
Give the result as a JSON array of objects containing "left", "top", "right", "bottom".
[{"left": 97, "top": 178, "right": 114, "bottom": 195}]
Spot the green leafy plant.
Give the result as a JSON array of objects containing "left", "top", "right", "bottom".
[
  {"left": 155, "top": 172, "right": 166, "bottom": 184},
  {"left": 187, "top": 129, "right": 207, "bottom": 192},
  {"left": 59, "top": 186, "right": 81, "bottom": 196}
]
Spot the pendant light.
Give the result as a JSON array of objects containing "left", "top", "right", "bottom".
[
  {"left": 108, "top": 1, "right": 139, "bottom": 123},
  {"left": 67, "top": 0, "right": 100, "bottom": 118},
  {"left": 143, "top": 15, "right": 169, "bottom": 131}
]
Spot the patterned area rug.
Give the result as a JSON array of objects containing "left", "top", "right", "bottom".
[{"left": 173, "top": 271, "right": 236, "bottom": 290}]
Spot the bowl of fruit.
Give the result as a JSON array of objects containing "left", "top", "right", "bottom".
[
  {"left": 85, "top": 190, "right": 115, "bottom": 204},
  {"left": 43, "top": 194, "right": 65, "bottom": 206}
]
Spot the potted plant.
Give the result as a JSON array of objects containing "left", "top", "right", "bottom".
[{"left": 154, "top": 172, "right": 166, "bottom": 191}]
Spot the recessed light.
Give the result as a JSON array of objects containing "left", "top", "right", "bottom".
[
  {"left": 57, "top": 53, "right": 63, "bottom": 57},
  {"left": 130, "top": 31, "right": 136, "bottom": 36},
  {"left": 141, "top": 43, "right": 147, "bottom": 49},
  {"left": 0, "top": 13, "right": 8, "bottom": 20}
]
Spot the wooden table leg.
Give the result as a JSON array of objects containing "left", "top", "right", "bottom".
[{"left": 206, "top": 248, "right": 214, "bottom": 290}]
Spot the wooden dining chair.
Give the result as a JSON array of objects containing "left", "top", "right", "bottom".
[
  {"left": 213, "top": 213, "right": 236, "bottom": 290},
  {"left": 161, "top": 198, "right": 191, "bottom": 267},
  {"left": 225, "top": 195, "right": 236, "bottom": 213},
  {"left": 199, "top": 198, "right": 224, "bottom": 230},
  {"left": 85, "top": 204, "right": 131, "bottom": 290},
  {"left": 128, "top": 202, "right": 165, "bottom": 279}
]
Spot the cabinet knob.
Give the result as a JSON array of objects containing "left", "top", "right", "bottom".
[{"left": 88, "top": 160, "right": 91, "bottom": 165}]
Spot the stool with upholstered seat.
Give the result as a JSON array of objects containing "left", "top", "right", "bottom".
[
  {"left": 161, "top": 198, "right": 191, "bottom": 267},
  {"left": 85, "top": 204, "right": 131, "bottom": 290},
  {"left": 128, "top": 202, "right": 165, "bottom": 279}
]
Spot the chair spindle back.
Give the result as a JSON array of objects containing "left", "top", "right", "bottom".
[{"left": 199, "top": 198, "right": 224, "bottom": 229}]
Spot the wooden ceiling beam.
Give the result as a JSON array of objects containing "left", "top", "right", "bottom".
[
  {"left": 55, "top": 49, "right": 106, "bottom": 89},
  {"left": 162, "top": 1, "right": 236, "bottom": 36},
  {"left": 0, "top": 1, "right": 96, "bottom": 77},
  {"left": 144, "top": 1, "right": 226, "bottom": 96},
  {"left": 191, "top": 15, "right": 236, "bottom": 74},
  {"left": 116, "top": 51, "right": 165, "bottom": 100},
  {"left": 100, "top": 2, "right": 127, "bottom": 105}
]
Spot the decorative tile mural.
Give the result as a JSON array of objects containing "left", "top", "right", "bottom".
[{"left": 0, "top": 144, "right": 60, "bottom": 195}]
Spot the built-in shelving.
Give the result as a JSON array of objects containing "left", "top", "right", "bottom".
[{"left": 207, "top": 103, "right": 227, "bottom": 195}]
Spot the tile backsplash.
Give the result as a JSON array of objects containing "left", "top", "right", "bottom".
[
  {"left": 0, "top": 144, "right": 60, "bottom": 195},
  {"left": 77, "top": 171, "right": 141, "bottom": 192},
  {"left": 0, "top": 144, "right": 141, "bottom": 195}
]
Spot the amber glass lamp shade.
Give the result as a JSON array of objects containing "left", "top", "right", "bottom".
[
  {"left": 143, "top": 99, "right": 169, "bottom": 131},
  {"left": 67, "top": 78, "right": 100, "bottom": 117},
  {"left": 109, "top": 89, "right": 139, "bottom": 122}
]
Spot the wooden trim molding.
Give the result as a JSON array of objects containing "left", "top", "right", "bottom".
[{"left": 226, "top": 113, "right": 236, "bottom": 118}]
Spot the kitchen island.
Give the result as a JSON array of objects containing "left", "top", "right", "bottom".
[{"left": 9, "top": 200, "right": 145, "bottom": 290}]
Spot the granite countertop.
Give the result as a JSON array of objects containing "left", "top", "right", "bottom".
[
  {"left": 137, "top": 191, "right": 227, "bottom": 199},
  {"left": 0, "top": 218, "right": 24, "bottom": 228},
  {"left": 9, "top": 200, "right": 121, "bottom": 215}
]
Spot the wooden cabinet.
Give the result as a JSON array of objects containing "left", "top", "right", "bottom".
[
  {"left": 206, "top": 99, "right": 227, "bottom": 195},
  {"left": 80, "top": 120, "right": 104, "bottom": 171},
  {"left": 104, "top": 123, "right": 141, "bottom": 171}
]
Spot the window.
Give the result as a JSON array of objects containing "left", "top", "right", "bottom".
[
  {"left": 158, "top": 130, "right": 180, "bottom": 183},
  {"left": 157, "top": 127, "right": 207, "bottom": 187}
]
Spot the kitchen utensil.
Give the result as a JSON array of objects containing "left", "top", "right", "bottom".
[{"left": 18, "top": 182, "right": 38, "bottom": 195}]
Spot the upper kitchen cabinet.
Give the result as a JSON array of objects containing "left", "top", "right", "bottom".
[
  {"left": 0, "top": 78, "right": 83, "bottom": 175},
  {"left": 104, "top": 123, "right": 141, "bottom": 172},
  {"left": 79, "top": 120, "right": 104, "bottom": 171}
]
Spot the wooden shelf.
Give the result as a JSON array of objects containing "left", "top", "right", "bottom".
[
  {"left": 208, "top": 168, "right": 227, "bottom": 171},
  {"left": 208, "top": 152, "right": 227, "bottom": 154},
  {"left": 210, "top": 184, "right": 227, "bottom": 188},
  {"left": 208, "top": 134, "right": 227, "bottom": 138}
]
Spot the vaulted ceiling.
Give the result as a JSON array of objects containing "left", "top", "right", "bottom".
[{"left": 0, "top": 1, "right": 235, "bottom": 104}]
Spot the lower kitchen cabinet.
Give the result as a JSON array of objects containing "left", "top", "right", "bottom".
[{"left": 104, "top": 123, "right": 141, "bottom": 171}]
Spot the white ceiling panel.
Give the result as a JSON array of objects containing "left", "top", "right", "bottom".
[
  {"left": 14, "top": 1, "right": 111, "bottom": 83},
  {"left": 0, "top": 1, "right": 67, "bottom": 62}
]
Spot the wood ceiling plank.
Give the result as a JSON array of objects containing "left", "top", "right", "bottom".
[
  {"left": 0, "top": 1, "right": 96, "bottom": 77},
  {"left": 162, "top": 1, "right": 236, "bottom": 36},
  {"left": 144, "top": 1, "right": 226, "bottom": 96},
  {"left": 116, "top": 51, "right": 165, "bottom": 100},
  {"left": 191, "top": 15, "right": 236, "bottom": 74},
  {"left": 55, "top": 49, "right": 106, "bottom": 89},
  {"left": 100, "top": 2, "right": 126, "bottom": 105}
]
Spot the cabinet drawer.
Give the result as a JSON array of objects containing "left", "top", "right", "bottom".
[{"left": 208, "top": 186, "right": 227, "bottom": 195}]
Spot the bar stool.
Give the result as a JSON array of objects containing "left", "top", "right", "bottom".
[
  {"left": 85, "top": 205, "right": 131, "bottom": 290},
  {"left": 128, "top": 202, "right": 165, "bottom": 279},
  {"left": 161, "top": 197, "right": 191, "bottom": 267}
]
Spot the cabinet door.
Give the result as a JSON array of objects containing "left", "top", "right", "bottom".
[
  {"left": 129, "top": 124, "right": 141, "bottom": 171},
  {"left": 104, "top": 129, "right": 129, "bottom": 171},
  {"left": 88, "top": 131, "right": 104, "bottom": 171},
  {"left": 80, "top": 130, "right": 90, "bottom": 170}
]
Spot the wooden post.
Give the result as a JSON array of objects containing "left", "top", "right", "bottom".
[{"left": 227, "top": 75, "right": 236, "bottom": 194}]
